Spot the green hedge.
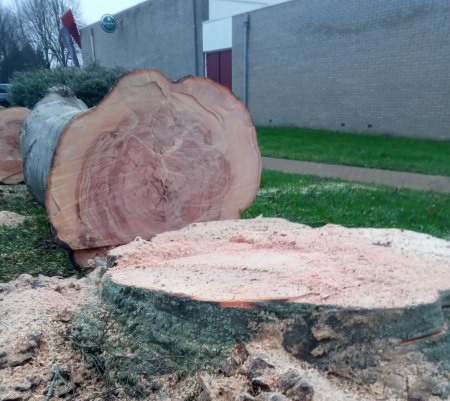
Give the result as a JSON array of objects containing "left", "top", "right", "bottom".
[{"left": 10, "top": 63, "right": 127, "bottom": 108}]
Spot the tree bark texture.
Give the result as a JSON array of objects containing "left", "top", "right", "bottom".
[{"left": 20, "top": 89, "right": 87, "bottom": 204}]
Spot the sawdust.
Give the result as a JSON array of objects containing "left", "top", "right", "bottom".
[
  {"left": 108, "top": 218, "right": 450, "bottom": 309},
  {"left": 0, "top": 270, "right": 103, "bottom": 400},
  {"left": 0, "top": 210, "right": 26, "bottom": 228}
]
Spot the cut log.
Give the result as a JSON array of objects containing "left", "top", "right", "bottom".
[
  {"left": 21, "top": 71, "right": 260, "bottom": 256},
  {"left": 100, "top": 218, "right": 450, "bottom": 394},
  {"left": 0, "top": 107, "right": 30, "bottom": 184}
]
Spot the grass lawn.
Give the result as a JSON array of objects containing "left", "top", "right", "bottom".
[
  {"left": 257, "top": 126, "right": 450, "bottom": 176},
  {"left": 1, "top": 172, "right": 449, "bottom": 282},
  {"left": 242, "top": 170, "right": 450, "bottom": 240},
  {"left": 0, "top": 185, "right": 73, "bottom": 282}
]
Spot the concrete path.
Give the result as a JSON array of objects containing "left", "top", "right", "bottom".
[{"left": 262, "top": 157, "right": 450, "bottom": 194}]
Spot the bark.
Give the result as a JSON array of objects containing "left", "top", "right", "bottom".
[
  {"left": 20, "top": 88, "right": 87, "bottom": 204},
  {"left": 0, "top": 107, "right": 30, "bottom": 184}
]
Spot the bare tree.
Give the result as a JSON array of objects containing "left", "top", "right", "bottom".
[
  {"left": 0, "top": 5, "right": 20, "bottom": 64},
  {"left": 0, "top": 3, "right": 46, "bottom": 81},
  {"left": 14, "top": 0, "right": 82, "bottom": 67}
]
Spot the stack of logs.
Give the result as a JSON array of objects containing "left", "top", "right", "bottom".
[{"left": 0, "top": 70, "right": 261, "bottom": 268}]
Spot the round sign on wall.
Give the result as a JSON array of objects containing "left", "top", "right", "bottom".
[{"left": 101, "top": 14, "right": 117, "bottom": 33}]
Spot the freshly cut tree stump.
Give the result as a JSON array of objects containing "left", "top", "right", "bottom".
[
  {"left": 100, "top": 218, "right": 450, "bottom": 394},
  {"left": 21, "top": 71, "right": 260, "bottom": 260},
  {"left": 0, "top": 107, "right": 30, "bottom": 184}
]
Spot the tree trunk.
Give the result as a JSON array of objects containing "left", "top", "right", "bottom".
[
  {"left": 21, "top": 71, "right": 261, "bottom": 262},
  {"left": 20, "top": 88, "right": 87, "bottom": 204},
  {"left": 98, "top": 219, "right": 450, "bottom": 396},
  {"left": 0, "top": 107, "right": 30, "bottom": 184}
]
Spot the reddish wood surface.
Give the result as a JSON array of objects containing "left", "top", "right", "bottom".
[
  {"left": 0, "top": 107, "right": 29, "bottom": 184},
  {"left": 108, "top": 218, "right": 450, "bottom": 309},
  {"left": 46, "top": 70, "right": 261, "bottom": 251}
]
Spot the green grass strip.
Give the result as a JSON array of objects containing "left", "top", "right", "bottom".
[
  {"left": 257, "top": 127, "right": 450, "bottom": 176},
  {"left": 243, "top": 170, "right": 450, "bottom": 240},
  {"left": 0, "top": 185, "right": 73, "bottom": 282},
  {"left": 1, "top": 174, "right": 449, "bottom": 282}
]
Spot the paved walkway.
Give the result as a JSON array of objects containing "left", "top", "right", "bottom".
[{"left": 262, "top": 157, "right": 450, "bottom": 194}]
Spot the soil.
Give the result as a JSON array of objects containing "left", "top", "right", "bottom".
[{"left": 0, "top": 218, "right": 449, "bottom": 400}]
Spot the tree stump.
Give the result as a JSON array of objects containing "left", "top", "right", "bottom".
[
  {"left": 0, "top": 107, "right": 30, "bottom": 184},
  {"left": 20, "top": 71, "right": 260, "bottom": 267},
  {"left": 96, "top": 218, "right": 450, "bottom": 396}
]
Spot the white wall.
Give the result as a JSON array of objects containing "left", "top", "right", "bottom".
[
  {"left": 204, "top": 0, "right": 289, "bottom": 52},
  {"left": 203, "top": 17, "right": 232, "bottom": 52},
  {"left": 209, "top": 0, "right": 290, "bottom": 20}
]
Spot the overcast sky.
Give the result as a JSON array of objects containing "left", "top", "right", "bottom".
[
  {"left": 0, "top": 0, "right": 145, "bottom": 25},
  {"left": 79, "top": 0, "right": 144, "bottom": 25}
]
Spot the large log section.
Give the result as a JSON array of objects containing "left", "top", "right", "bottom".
[
  {"left": 20, "top": 71, "right": 261, "bottom": 257},
  {"left": 94, "top": 219, "right": 450, "bottom": 397},
  {"left": 0, "top": 107, "right": 30, "bottom": 184}
]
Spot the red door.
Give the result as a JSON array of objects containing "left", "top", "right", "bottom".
[{"left": 206, "top": 49, "right": 232, "bottom": 91}]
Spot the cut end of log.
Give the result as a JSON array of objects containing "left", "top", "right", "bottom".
[
  {"left": 47, "top": 70, "right": 261, "bottom": 250},
  {"left": 0, "top": 107, "right": 30, "bottom": 184},
  {"left": 107, "top": 218, "right": 450, "bottom": 310}
]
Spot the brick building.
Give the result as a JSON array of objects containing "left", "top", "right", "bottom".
[{"left": 80, "top": 0, "right": 450, "bottom": 140}]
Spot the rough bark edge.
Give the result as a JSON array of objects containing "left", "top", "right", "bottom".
[
  {"left": 20, "top": 89, "right": 87, "bottom": 204},
  {"left": 76, "top": 277, "right": 449, "bottom": 397}
]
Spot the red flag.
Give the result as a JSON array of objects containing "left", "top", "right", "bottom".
[
  {"left": 60, "top": 26, "right": 80, "bottom": 66},
  {"left": 61, "top": 9, "right": 81, "bottom": 48}
]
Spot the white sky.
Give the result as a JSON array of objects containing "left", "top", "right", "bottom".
[
  {"left": 78, "top": 0, "right": 145, "bottom": 25},
  {"left": 0, "top": 0, "right": 145, "bottom": 25}
]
